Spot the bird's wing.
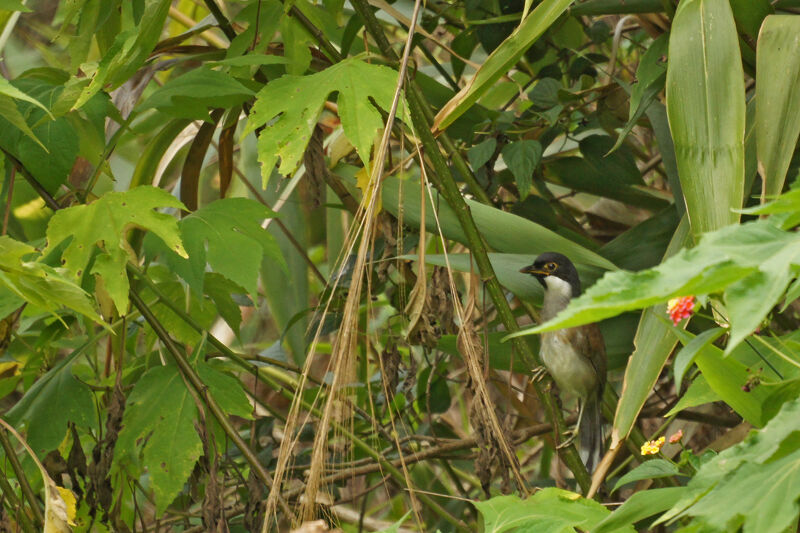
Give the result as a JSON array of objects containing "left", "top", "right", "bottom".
[{"left": 568, "top": 323, "right": 607, "bottom": 396}]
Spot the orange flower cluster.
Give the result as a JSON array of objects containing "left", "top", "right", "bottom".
[{"left": 667, "top": 296, "right": 696, "bottom": 326}]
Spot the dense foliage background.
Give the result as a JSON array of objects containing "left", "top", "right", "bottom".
[{"left": 1, "top": 0, "right": 800, "bottom": 531}]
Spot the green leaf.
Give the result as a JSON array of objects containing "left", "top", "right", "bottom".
[
  {"left": 196, "top": 359, "right": 253, "bottom": 420},
  {"left": 657, "top": 397, "right": 800, "bottom": 531},
  {"left": 673, "top": 327, "right": 725, "bottom": 388},
  {"left": 0, "top": 236, "right": 101, "bottom": 322},
  {"left": 5, "top": 362, "right": 95, "bottom": 456},
  {"left": 45, "top": 186, "right": 188, "bottom": 315},
  {"left": 177, "top": 198, "right": 283, "bottom": 298},
  {"left": 630, "top": 35, "right": 668, "bottom": 117},
  {"left": 756, "top": 15, "right": 800, "bottom": 198},
  {"left": 593, "top": 487, "right": 685, "bottom": 533},
  {"left": 570, "top": 0, "right": 664, "bottom": 15},
  {"left": 246, "top": 58, "right": 404, "bottom": 183},
  {"left": 501, "top": 140, "right": 542, "bottom": 199},
  {"left": 612, "top": 459, "right": 681, "bottom": 494},
  {"left": 674, "top": 328, "right": 768, "bottom": 426},
  {"left": 474, "top": 489, "right": 633, "bottom": 533},
  {"left": 0, "top": 95, "right": 45, "bottom": 150},
  {"left": 114, "top": 365, "right": 202, "bottom": 515},
  {"left": 433, "top": 0, "right": 573, "bottom": 130},
  {"left": 146, "top": 281, "right": 217, "bottom": 345},
  {"left": 666, "top": 0, "right": 745, "bottom": 238},
  {"left": 467, "top": 137, "right": 497, "bottom": 170},
  {"left": 0, "top": 77, "right": 53, "bottom": 119},
  {"left": 665, "top": 375, "right": 720, "bottom": 417},
  {"left": 204, "top": 272, "right": 244, "bottom": 335},
  {"left": 139, "top": 68, "right": 256, "bottom": 121}
]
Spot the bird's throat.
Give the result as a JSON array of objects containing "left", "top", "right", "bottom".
[{"left": 541, "top": 276, "right": 574, "bottom": 322}]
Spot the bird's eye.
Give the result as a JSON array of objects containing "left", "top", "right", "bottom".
[{"left": 546, "top": 262, "right": 557, "bottom": 270}]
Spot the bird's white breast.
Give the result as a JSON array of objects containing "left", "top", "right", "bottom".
[{"left": 540, "top": 330, "right": 598, "bottom": 398}]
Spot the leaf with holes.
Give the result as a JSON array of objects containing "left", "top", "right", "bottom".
[
  {"left": 245, "top": 58, "right": 403, "bottom": 184},
  {"left": 45, "top": 187, "right": 187, "bottom": 316},
  {"left": 113, "top": 365, "right": 202, "bottom": 515}
]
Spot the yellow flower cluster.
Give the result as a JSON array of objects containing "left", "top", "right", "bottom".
[{"left": 640, "top": 436, "right": 665, "bottom": 455}]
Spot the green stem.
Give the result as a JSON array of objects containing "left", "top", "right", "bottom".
[
  {"left": 350, "top": 0, "right": 592, "bottom": 493},
  {"left": 0, "top": 427, "right": 43, "bottom": 526}
]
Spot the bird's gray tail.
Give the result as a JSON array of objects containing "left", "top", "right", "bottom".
[{"left": 580, "top": 396, "right": 604, "bottom": 473}]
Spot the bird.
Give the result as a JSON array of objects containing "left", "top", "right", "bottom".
[{"left": 519, "top": 252, "right": 606, "bottom": 472}]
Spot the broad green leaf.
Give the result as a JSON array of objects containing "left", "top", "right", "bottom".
[
  {"left": 433, "top": 0, "right": 573, "bottom": 130},
  {"left": 657, "top": 397, "right": 800, "bottom": 531},
  {"left": 139, "top": 68, "right": 255, "bottom": 121},
  {"left": 245, "top": 58, "right": 403, "bottom": 184},
  {"left": 0, "top": 95, "right": 45, "bottom": 150},
  {"left": 730, "top": 0, "right": 773, "bottom": 39},
  {"left": 114, "top": 365, "right": 202, "bottom": 515},
  {"left": 0, "top": 77, "right": 53, "bottom": 119},
  {"left": 196, "top": 359, "right": 253, "bottom": 420},
  {"left": 610, "top": 216, "right": 690, "bottom": 446},
  {"left": 501, "top": 140, "right": 542, "bottom": 199},
  {"left": 145, "top": 281, "right": 217, "bottom": 345},
  {"left": 756, "top": 16, "right": 800, "bottom": 198},
  {"left": 666, "top": 0, "right": 745, "bottom": 238},
  {"left": 673, "top": 327, "right": 725, "bottom": 388},
  {"left": 474, "top": 489, "right": 633, "bottom": 533},
  {"left": 674, "top": 328, "right": 768, "bottom": 426},
  {"left": 664, "top": 375, "right": 720, "bottom": 417},
  {"left": 204, "top": 272, "right": 245, "bottom": 335},
  {"left": 17, "top": 115, "right": 79, "bottom": 194},
  {"left": 45, "top": 186, "right": 188, "bottom": 315},
  {"left": 5, "top": 362, "right": 95, "bottom": 456},
  {"left": 507, "top": 219, "right": 800, "bottom": 337},
  {"left": 612, "top": 459, "right": 681, "bottom": 494},
  {"left": 593, "top": 487, "right": 685, "bottom": 533},
  {"left": 467, "top": 138, "right": 497, "bottom": 170},
  {"left": 176, "top": 198, "right": 283, "bottom": 298},
  {"left": 0, "top": 236, "right": 101, "bottom": 322},
  {"left": 374, "top": 173, "right": 617, "bottom": 271}
]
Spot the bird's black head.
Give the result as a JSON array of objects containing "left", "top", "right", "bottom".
[{"left": 519, "top": 252, "right": 581, "bottom": 297}]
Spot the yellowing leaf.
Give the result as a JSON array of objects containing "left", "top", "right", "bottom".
[
  {"left": 355, "top": 166, "right": 381, "bottom": 215},
  {"left": 45, "top": 187, "right": 187, "bottom": 315},
  {"left": 245, "top": 58, "right": 403, "bottom": 185}
]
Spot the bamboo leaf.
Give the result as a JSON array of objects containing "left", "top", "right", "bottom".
[
  {"left": 756, "top": 15, "right": 800, "bottom": 198},
  {"left": 432, "top": 0, "right": 573, "bottom": 131},
  {"left": 666, "top": 0, "right": 746, "bottom": 238}
]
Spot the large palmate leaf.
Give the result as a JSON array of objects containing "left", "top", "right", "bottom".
[
  {"left": 113, "top": 365, "right": 202, "bottom": 514},
  {"left": 657, "top": 397, "right": 800, "bottom": 532},
  {"left": 756, "top": 16, "right": 800, "bottom": 198},
  {"left": 666, "top": 0, "right": 745, "bottom": 238},
  {"left": 0, "top": 236, "right": 101, "bottom": 321},
  {"left": 507, "top": 219, "right": 800, "bottom": 356},
  {"left": 474, "top": 489, "right": 634, "bottom": 533},
  {"left": 45, "top": 186, "right": 187, "bottom": 315},
  {"left": 245, "top": 58, "right": 403, "bottom": 184}
]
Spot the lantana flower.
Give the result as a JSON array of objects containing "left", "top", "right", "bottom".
[
  {"left": 640, "top": 436, "right": 665, "bottom": 456},
  {"left": 669, "top": 430, "right": 684, "bottom": 444},
  {"left": 667, "top": 296, "right": 696, "bottom": 326}
]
